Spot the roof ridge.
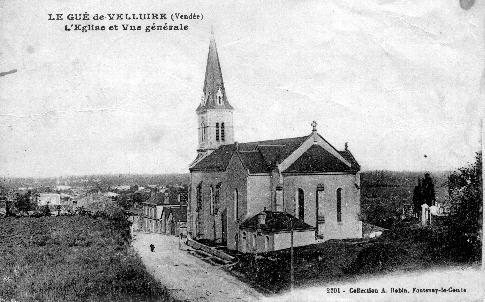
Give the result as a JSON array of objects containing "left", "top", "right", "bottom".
[{"left": 241, "top": 135, "right": 310, "bottom": 145}]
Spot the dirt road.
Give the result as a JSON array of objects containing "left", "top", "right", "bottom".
[{"left": 132, "top": 232, "right": 263, "bottom": 302}]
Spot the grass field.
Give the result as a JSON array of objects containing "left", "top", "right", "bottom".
[
  {"left": 0, "top": 216, "right": 173, "bottom": 302},
  {"left": 231, "top": 224, "right": 474, "bottom": 293}
]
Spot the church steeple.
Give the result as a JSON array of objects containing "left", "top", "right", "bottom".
[
  {"left": 196, "top": 30, "right": 234, "bottom": 154},
  {"left": 196, "top": 31, "right": 233, "bottom": 113}
]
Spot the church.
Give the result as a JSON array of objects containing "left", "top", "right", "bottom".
[{"left": 188, "top": 32, "right": 362, "bottom": 253}]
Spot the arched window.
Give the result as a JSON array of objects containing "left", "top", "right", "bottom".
[
  {"left": 196, "top": 183, "right": 202, "bottom": 212},
  {"left": 221, "top": 123, "right": 225, "bottom": 141},
  {"left": 214, "top": 183, "right": 221, "bottom": 214},
  {"left": 298, "top": 188, "right": 305, "bottom": 221},
  {"left": 265, "top": 236, "right": 269, "bottom": 251},
  {"left": 209, "top": 185, "right": 214, "bottom": 215},
  {"left": 233, "top": 189, "right": 239, "bottom": 221},
  {"left": 216, "top": 88, "right": 223, "bottom": 105},
  {"left": 201, "top": 122, "right": 206, "bottom": 142},
  {"left": 337, "top": 188, "right": 342, "bottom": 222},
  {"left": 215, "top": 123, "right": 220, "bottom": 141}
]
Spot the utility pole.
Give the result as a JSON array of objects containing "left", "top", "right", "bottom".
[{"left": 290, "top": 218, "right": 294, "bottom": 292}]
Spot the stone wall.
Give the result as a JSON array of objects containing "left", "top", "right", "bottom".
[
  {"left": 189, "top": 171, "right": 227, "bottom": 240},
  {"left": 225, "top": 154, "right": 248, "bottom": 250},
  {"left": 283, "top": 173, "right": 362, "bottom": 240}
]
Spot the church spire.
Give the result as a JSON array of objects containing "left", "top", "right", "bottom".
[
  {"left": 196, "top": 30, "right": 233, "bottom": 112},
  {"left": 196, "top": 30, "right": 235, "bottom": 154}
]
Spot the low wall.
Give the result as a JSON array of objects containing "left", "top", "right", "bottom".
[{"left": 187, "top": 238, "right": 235, "bottom": 262}]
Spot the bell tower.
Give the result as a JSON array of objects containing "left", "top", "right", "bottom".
[{"left": 196, "top": 30, "right": 234, "bottom": 155}]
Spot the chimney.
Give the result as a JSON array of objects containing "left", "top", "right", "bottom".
[{"left": 345, "top": 142, "right": 348, "bottom": 151}]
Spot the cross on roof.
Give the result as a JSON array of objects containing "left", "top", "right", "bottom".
[{"left": 311, "top": 121, "right": 317, "bottom": 132}]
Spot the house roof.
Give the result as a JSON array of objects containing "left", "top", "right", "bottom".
[
  {"left": 146, "top": 192, "right": 165, "bottom": 205},
  {"left": 196, "top": 33, "right": 233, "bottom": 113},
  {"left": 146, "top": 189, "right": 188, "bottom": 206},
  {"left": 239, "top": 211, "right": 314, "bottom": 233},
  {"left": 190, "top": 134, "right": 360, "bottom": 174}
]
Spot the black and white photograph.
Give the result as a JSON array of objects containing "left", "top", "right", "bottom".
[{"left": 0, "top": 0, "right": 484, "bottom": 301}]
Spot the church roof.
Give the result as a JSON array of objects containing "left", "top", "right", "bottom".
[
  {"left": 189, "top": 136, "right": 308, "bottom": 172},
  {"left": 239, "top": 211, "right": 314, "bottom": 233},
  {"left": 196, "top": 33, "right": 233, "bottom": 113},
  {"left": 285, "top": 145, "right": 359, "bottom": 173},
  {"left": 189, "top": 134, "right": 360, "bottom": 174}
]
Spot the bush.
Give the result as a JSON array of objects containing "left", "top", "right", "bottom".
[{"left": 444, "top": 152, "right": 482, "bottom": 262}]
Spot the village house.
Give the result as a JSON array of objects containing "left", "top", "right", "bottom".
[
  {"left": 36, "top": 193, "right": 61, "bottom": 207},
  {"left": 141, "top": 200, "right": 163, "bottom": 233},
  {"left": 141, "top": 187, "right": 188, "bottom": 235},
  {"left": 188, "top": 32, "right": 362, "bottom": 253}
]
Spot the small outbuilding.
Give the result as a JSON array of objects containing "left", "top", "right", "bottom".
[{"left": 239, "top": 211, "right": 315, "bottom": 253}]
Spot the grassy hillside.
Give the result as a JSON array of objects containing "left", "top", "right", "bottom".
[
  {"left": 232, "top": 225, "right": 472, "bottom": 293},
  {"left": 0, "top": 216, "right": 173, "bottom": 302}
]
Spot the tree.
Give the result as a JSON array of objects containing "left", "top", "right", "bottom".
[
  {"left": 412, "top": 173, "right": 436, "bottom": 216},
  {"left": 421, "top": 173, "right": 436, "bottom": 206},
  {"left": 15, "top": 191, "right": 33, "bottom": 214},
  {"left": 40, "top": 204, "right": 51, "bottom": 216},
  {"left": 446, "top": 152, "right": 482, "bottom": 261},
  {"left": 118, "top": 194, "right": 134, "bottom": 210},
  {"left": 412, "top": 178, "right": 423, "bottom": 217}
]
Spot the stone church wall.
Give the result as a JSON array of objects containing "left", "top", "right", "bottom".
[
  {"left": 225, "top": 154, "right": 249, "bottom": 250},
  {"left": 189, "top": 171, "right": 227, "bottom": 241},
  {"left": 283, "top": 172, "right": 362, "bottom": 239}
]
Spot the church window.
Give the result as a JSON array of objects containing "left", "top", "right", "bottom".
[
  {"left": 265, "top": 236, "right": 269, "bottom": 251},
  {"left": 216, "top": 123, "right": 220, "bottom": 141},
  {"left": 201, "top": 122, "right": 207, "bottom": 142},
  {"left": 209, "top": 185, "right": 214, "bottom": 215},
  {"left": 337, "top": 188, "right": 342, "bottom": 222},
  {"left": 221, "top": 123, "right": 225, "bottom": 141},
  {"left": 275, "top": 186, "right": 283, "bottom": 211},
  {"left": 196, "top": 183, "right": 202, "bottom": 212},
  {"left": 216, "top": 88, "right": 223, "bottom": 105},
  {"left": 298, "top": 188, "right": 305, "bottom": 221},
  {"left": 233, "top": 189, "right": 239, "bottom": 221},
  {"left": 214, "top": 183, "right": 221, "bottom": 214}
]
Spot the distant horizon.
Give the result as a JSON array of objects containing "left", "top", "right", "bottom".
[{"left": 0, "top": 168, "right": 461, "bottom": 180}]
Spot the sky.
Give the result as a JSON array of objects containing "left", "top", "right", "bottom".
[{"left": 0, "top": 0, "right": 484, "bottom": 178}]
